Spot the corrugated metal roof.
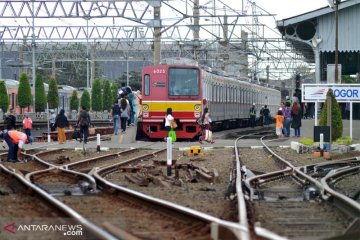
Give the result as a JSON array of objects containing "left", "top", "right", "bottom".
[
  {"left": 318, "top": 3, "right": 360, "bottom": 52},
  {"left": 277, "top": 0, "right": 360, "bottom": 27}
]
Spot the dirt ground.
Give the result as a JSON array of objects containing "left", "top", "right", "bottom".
[{"left": 104, "top": 148, "right": 238, "bottom": 221}]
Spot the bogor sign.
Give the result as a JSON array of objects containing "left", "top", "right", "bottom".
[{"left": 302, "top": 84, "right": 360, "bottom": 102}]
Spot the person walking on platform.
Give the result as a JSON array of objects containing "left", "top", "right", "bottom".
[
  {"left": 135, "top": 90, "right": 142, "bottom": 118},
  {"left": 119, "top": 98, "right": 130, "bottom": 134},
  {"left": 49, "top": 110, "right": 56, "bottom": 132},
  {"left": 164, "top": 108, "right": 174, "bottom": 132},
  {"left": 285, "top": 96, "right": 292, "bottom": 107},
  {"left": 198, "top": 107, "right": 214, "bottom": 144},
  {"left": 22, "top": 115, "right": 33, "bottom": 143},
  {"left": 164, "top": 108, "right": 177, "bottom": 142},
  {"left": 4, "top": 109, "right": 16, "bottom": 131},
  {"left": 249, "top": 104, "right": 256, "bottom": 128},
  {"left": 274, "top": 109, "right": 284, "bottom": 138},
  {"left": 77, "top": 106, "right": 91, "bottom": 143},
  {"left": 259, "top": 106, "right": 264, "bottom": 126},
  {"left": 291, "top": 100, "right": 302, "bottom": 137},
  {"left": 127, "top": 91, "right": 136, "bottom": 126},
  {"left": 2, "top": 130, "right": 27, "bottom": 162},
  {"left": 262, "top": 105, "right": 270, "bottom": 126},
  {"left": 54, "top": 109, "right": 69, "bottom": 144},
  {"left": 283, "top": 102, "right": 292, "bottom": 137},
  {"left": 111, "top": 100, "right": 121, "bottom": 135}
]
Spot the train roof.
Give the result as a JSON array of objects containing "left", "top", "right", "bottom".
[{"left": 149, "top": 58, "right": 280, "bottom": 93}]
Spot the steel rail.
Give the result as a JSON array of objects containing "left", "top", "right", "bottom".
[
  {"left": 298, "top": 158, "right": 360, "bottom": 175},
  {"left": 321, "top": 165, "right": 360, "bottom": 213},
  {"left": 25, "top": 165, "right": 97, "bottom": 192},
  {"left": 95, "top": 171, "right": 248, "bottom": 239},
  {"left": 234, "top": 137, "right": 250, "bottom": 240},
  {"left": 88, "top": 149, "right": 166, "bottom": 177},
  {"left": 0, "top": 163, "right": 116, "bottom": 240},
  {"left": 63, "top": 148, "right": 138, "bottom": 171},
  {"left": 260, "top": 136, "right": 324, "bottom": 192},
  {"left": 241, "top": 135, "right": 360, "bottom": 239},
  {"left": 92, "top": 149, "right": 248, "bottom": 240},
  {"left": 245, "top": 167, "right": 293, "bottom": 201}
]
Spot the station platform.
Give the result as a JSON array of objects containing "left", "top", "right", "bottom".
[{"left": 1, "top": 119, "right": 359, "bottom": 151}]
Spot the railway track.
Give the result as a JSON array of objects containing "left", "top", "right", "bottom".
[
  {"left": 322, "top": 165, "right": 360, "bottom": 204},
  {"left": 242, "top": 136, "right": 360, "bottom": 240},
  {"left": 30, "top": 148, "right": 245, "bottom": 239},
  {"left": 64, "top": 148, "right": 155, "bottom": 173},
  {"left": 87, "top": 149, "right": 245, "bottom": 240},
  {"left": 0, "top": 163, "right": 115, "bottom": 239},
  {"left": 0, "top": 146, "right": 60, "bottom": 175},
  {"left": 34, "top": 148, "right": 142, "bottom": 167}
]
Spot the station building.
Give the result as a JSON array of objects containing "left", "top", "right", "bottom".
[{"left": 276, "top": 0, "right": 360, "bottom": 119}]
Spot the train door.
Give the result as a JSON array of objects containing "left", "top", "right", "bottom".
[{"left": 143, "top": 67, "right": 167, "bottom": 118}]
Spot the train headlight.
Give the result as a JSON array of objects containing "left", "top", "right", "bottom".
[
  {"left": 142, "top": 104, "right": 149, "bottom": 112},
  {"left": 194, "top": 104, "right": 201, "bottom": 112}
]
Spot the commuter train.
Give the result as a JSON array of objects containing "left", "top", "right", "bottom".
[
  {"left": 139, "top": 58, "right": 281, "bottom": 140},
  {"left": 2, "top": 79, "right": 78, "bottom": 114}
]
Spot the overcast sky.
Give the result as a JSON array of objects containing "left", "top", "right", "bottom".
[{"left": 255, "top": 0, "right": 328, "bottom": 20}]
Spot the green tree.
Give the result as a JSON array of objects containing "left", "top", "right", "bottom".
[
  {"left": 319, "top": 89, "right": 343, "bottom": 141},
  {"left": 111, "top": 82, "right": 119, "bottom": 103},
  {"left": 91, "top": 78, "right": 103, "bottom": 112},
  {"left": 102, "top": 79, "right": 112, "bottom": 111},
  {"left": 0, "top": 81, "right": 9, "bottom": 113},
  {"left": 342, "top": 75, "right": 356, "bottom": 84},
  {"left": 47, "top": 75, "right": 59, "bottom": 110},
  {"left": 80, "top": 89, "right": 91, "bottom": 111},
  {"left": 18, "top": 72, "right": 32, "bottom": 112},
  {"left": 35, "top": 74, "right": 47, "bottom": 112},
  {"left": 70, "top": 90, "right": 79, "bottom": 111}
]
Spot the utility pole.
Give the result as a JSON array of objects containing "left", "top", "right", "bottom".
[
  {"left": 334, "top": 0, "right": 340, "bottom": 83},
  {"left": 86, "top": 17, "right": 90, "bottom": 89},
  {"left": 31, "top": 0, "right": 36, "bottom": 112},
  {"left": 153, "top": 2, "right": 161, "bottom": 65}
]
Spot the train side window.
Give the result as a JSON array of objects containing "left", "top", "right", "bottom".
[
  {"left": 144, "top": 74, "right": 150, "bottom": 96},
  {"left": 232, "top": 88, "right": 234, "bottom": 102},
  {"left": 226, "top": 87, "right": 229, "bottom": 102},
  {"left": 240, "top": 89, "right": 243, "bottom": 103},
  {"left": 219, "top": 85, "right": 221, "bottom": 102}
]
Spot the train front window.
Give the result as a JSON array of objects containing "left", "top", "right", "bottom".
[{"left": 168, "top": 68, "right": 199, "bottom": 96}]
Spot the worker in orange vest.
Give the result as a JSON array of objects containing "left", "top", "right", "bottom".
[
  {"left": 2, "top": 130, "right": 27, "bottom": 162},
  {"left": 23, "top": 115, "right": 33, "bottom": 143}
]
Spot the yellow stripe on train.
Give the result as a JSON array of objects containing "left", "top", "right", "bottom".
[{"left": 142, "top": 101, "right": 202, "bottom": 112}]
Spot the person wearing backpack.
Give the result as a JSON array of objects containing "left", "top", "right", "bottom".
[
  {"left": 111, "top": 100, "right": 121, "bottom": 135},
  {"left": 4, "top": 109, "right": 16, "bottom": 131},
  {"left": 54, "top": 109, "right": 69, "bottom": 144},
  {"left": 77, "top": 106, "right": 91, "bottom": 143},
  {"left": 22, "top": 115, "right": 33, "bottom": 143}
]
